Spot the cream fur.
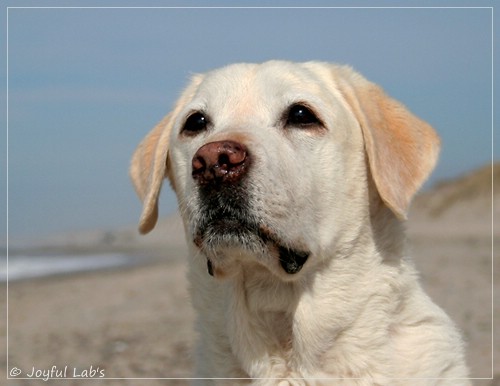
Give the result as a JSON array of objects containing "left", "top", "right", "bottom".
[{"left": 130, "top": 61, "right": 469, "bottom": 385}]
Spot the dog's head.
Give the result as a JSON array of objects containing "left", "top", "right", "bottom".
[{"left": 130, "top": 61, "right": 439, "bottom": 281}]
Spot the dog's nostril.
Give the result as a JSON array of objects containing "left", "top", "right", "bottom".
[
  {"left": 192, "top": 156, "right": 206, "bottom": 173},
  {"left": 218, "top": 154, "right": 230, "bottom": 169}
]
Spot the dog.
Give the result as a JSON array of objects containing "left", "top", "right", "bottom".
[{"left": 130, "top": 61, "right": 469, "bottom": 385}]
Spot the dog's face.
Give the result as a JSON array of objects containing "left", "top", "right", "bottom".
[
  {"left": 131, "top": 61, "right": 440, "bottom": 281},
  {"left": 169, "top": 62, "right": 368, "bottom": 280}
]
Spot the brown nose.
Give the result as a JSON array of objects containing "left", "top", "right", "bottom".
[{"left": 192, "top": 140, "right": 249, "bottom": 185}]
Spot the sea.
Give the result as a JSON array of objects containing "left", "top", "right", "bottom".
[{"left": 0, "top": 253, "right": 142, "bottom": 282}]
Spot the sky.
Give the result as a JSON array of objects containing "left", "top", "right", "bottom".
[{"left": 1, "top": 1, "right": 497, "bottom": 241}]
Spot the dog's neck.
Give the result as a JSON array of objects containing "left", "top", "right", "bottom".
[
  {"left": 223, "top": 266, "right": 301, "bottom": 377},
  {"left": 369, "top": 193, "right": 408, "bottom": 265},
  {"left": 221, "top": 232, "right": 407, "bottom": 377}
]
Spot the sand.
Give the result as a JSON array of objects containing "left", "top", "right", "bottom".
[{"left": 1, "top": 210, "right": 498, "bottom": 385}]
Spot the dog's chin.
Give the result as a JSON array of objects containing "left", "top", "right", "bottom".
[
  {"left": 194, "top": 218, "right": 266, "bottom": 259},
  {"left": 193, "top": 218, "right": 310, "bottom": 280}
]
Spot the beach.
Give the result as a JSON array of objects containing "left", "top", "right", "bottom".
[
  {"left": 2, "top": 166, "right": 498, "bottom": 385},
  {"left": 4, "top": 256, "right": 195, "bottom": 385}
]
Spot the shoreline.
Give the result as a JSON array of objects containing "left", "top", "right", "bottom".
[{"left": 1, "top": 253, "right": 154, "bottom": 283}]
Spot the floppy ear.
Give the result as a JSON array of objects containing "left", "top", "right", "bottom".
[
  {"left": 130, "top": 114, "right": 172, "bottom": 234},
  {"left": 130, "top": 73, "right": 204, "bottom": 234},
  {"left": 338, "top": 68, "right": 440, "bottom": 219}
]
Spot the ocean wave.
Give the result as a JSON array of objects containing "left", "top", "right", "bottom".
[{"left": 0, "top": 254, "right": 138, "bottom": 282}]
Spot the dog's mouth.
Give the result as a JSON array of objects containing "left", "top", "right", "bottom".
[
  {"left": 194, "top": 215, "right": 310, "bottom": 277},
  {"left": 277, "top": 246, "right": 310, "bottom": 275}
]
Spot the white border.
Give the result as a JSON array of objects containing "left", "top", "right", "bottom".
[
  {"left": 490, "top": 6, "right": 495, "bottom": 380},
  {"left": 5, "top": 4, "right": 495, "bottom": 382}
]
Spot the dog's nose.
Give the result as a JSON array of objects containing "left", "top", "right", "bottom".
[{"left": 192, "top": 140, "right": 249, "bottom": 185}]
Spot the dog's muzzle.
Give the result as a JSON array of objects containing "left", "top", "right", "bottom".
[{"left": 192, "top": 139, "right": 310, "bottom": 276}]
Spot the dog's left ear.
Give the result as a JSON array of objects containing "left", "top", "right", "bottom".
[
  {"left": 130, "top": 114, "right": 172, "bottom": 234},
  {"left": 338, "top": 68, "right": 440, "bottom": 220}
]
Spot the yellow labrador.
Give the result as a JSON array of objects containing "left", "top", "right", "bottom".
[{"left": 130, "top": 61, "right": 469, "bottom": 385}]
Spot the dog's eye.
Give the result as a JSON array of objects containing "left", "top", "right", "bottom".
[
  {"left": 182, "top": 112, "right": 208, "bottom": 134},
  {"left": 286, "top": 104, "right": 320, "bottom": 127}
]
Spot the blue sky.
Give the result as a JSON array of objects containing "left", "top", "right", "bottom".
[{"left": 2, "top": 1, "right": 496, "bottom": 240}]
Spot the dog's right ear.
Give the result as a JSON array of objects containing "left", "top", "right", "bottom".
[
  {"left": 130, "top": 114, "right": 172, "bottom": 234},
  {"left": 130, "top": 73, "right": 204, "bottom": 234}
]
